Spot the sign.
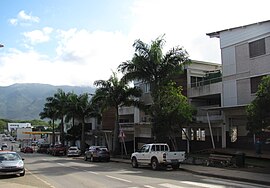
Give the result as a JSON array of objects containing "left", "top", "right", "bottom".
[{"left": 118, "top": 129, "right": 126, "bottom": 138}]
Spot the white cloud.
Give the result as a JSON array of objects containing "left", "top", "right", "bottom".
[
  {"left": 0, "top": 29, "right": 132, "bottom": 86},
  {"left": 2, "top": 0, "right": 270, "bottom": 87},
  {"left": 129, "top": 0, "right": 269, "bottom": 63},
  {"left": 23, "top": 27, "right": 53, "bottom": 44},
  {"left": 9, "top": 10, "right": 40, "bottom": 26}
]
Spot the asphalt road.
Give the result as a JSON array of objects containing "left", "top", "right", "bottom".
[{"left": 1, "top": 151, "right": 269, "bottom": 188}]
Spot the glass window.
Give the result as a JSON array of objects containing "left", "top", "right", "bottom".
[
  {"left": 250, "top": 76, "right": 264, "bottom": 94},
  {"left": 182, "top": 128, "right": 187, "bottom": 140},
  {"left": 249, "top": 38, "right": 266, "bottom": 58},
  {"left": 145, "top": 83, "right": 151, "bottom": 93}
]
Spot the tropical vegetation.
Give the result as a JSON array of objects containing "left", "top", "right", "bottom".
[
  {"left": 118, "top": 35, "right": 192, "bottom": 143},
  {"left": 247, "top": 75, "right": 270, "bottom": 134},
  {"left": 37, "top": 35, "right": 194, "bottom": 154}
]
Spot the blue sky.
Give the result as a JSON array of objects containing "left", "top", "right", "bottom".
[{"left": 0, "top": 0, "right": 269, "bottom": 86}]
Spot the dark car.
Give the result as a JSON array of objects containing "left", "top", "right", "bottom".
[
  {"left": 84, "top": 146, "right": 110, "bottom": 162},
  {"left": 0, "top": 151, "right": 25, "bottom": 176},
  {"left": 21, "top": 146, "right": 33, "bottom": 153},
  {"left": 37, "top": 143, "right": 50, "bottom": 153},
  {"left": 50, "top": 144, "right": 66, "bottom": 156}
]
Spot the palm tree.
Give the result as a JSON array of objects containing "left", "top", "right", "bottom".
[
  {"left": 118, "top": 35, "right": 190, "bottom": 99},
  {"left": 39, "top": 98, "right": 58, "bottom": 145},
  {"left": 48, "top": 89, "right": 69, "bottom": 145},
  {"left": 118, "top": 35, "right": 191, "bottom": 142},
  {"left": 76, "top": 93, "right": 95, "bottom": 153},
  {"left": 65, "top": 92, "right": 80, "bottom": 145},
  {"left": 65, "top": 92, "right": 79, "bottom": 128},
  {"left": 93, "top": 72, "right": 142, "bottom": 154}
]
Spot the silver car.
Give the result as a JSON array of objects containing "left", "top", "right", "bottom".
[
  {"left": 67, "top": 146, "right": 81, "bottom": 157},
  {"left": 0, "top": 151, "right": 25, "bottom": 176}
]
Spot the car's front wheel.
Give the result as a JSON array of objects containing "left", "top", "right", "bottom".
[{"left": 20, "top": 169, "right": 25, "bottom": 176}]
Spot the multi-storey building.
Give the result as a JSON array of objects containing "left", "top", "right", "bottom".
[
  {"left": 118, "top": 60, "right": 223, "bottom": 153},
  {"left": 207, "top": 20, "right": 270, "bottom": 149}
]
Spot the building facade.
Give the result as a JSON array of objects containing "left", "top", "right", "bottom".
[{"left": 207, "top": 20, "right": 270, "bottom": 149}]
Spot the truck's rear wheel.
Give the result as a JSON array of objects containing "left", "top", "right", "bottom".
[
  {"left": 151, "top": 158, "right": 159, "bottom": 170},
  {"left": 131, "top": 157, "right": 138, "bottom": 168}
]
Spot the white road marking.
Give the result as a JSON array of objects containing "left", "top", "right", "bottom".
[
  {"left": 203, "top": 178, "right": 269, "bottom": 188},
  {"left": 57, "top": 163, "right": 65, "bottom": 166},
  {"left": 144, "top": 185, "right": 156, "bottom": 188},
  {"left": 180, "top": 181, "right": 226, "bottom": 188},
  {"left": 26, "top": 168, "right": 55, "bottom": 188},
  {"left": 87, "top": 171, "right": 99, "bottom": 175},
  {"left": 106, "top": 175, "right": 132, "bottom": 183},
  {"left": 159, "top": 183, "right": 185, "bottom": 188}
]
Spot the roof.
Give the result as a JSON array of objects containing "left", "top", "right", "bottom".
[{"left": 206, "top": 20, "right": 270, "bottom": 38}]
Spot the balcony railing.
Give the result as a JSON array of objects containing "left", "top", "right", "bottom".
[{"left": 190, "top": 76, "right": 222, "bottom": 88}]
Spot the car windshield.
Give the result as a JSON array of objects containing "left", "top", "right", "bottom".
[
  {"left": 0, "top": 153, "right": 21, "bottom": 161},
  {"left": 69, "top": 147, "right": 77, "bottom": 150}
]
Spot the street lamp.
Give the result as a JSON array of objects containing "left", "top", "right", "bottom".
[{"left": 0, "top": 44, "right": 4, "bottom": 48}]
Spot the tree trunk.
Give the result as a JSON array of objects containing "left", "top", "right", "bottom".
[
  {"left": 52, "top": 119, "right": 55, "bottom": 146},
  {"left": 113, "top": 107, "right": 120, "bottom": 154},
  {"left": 61, "top": 117, "right": 65, "bottom": 145},
  {"left": 81, "top": 119, "right": 86, "bottom": 153}
]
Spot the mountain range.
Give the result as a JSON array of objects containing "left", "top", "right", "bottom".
[{"left": 0, "top": 83, "right": 95, "bottom": 120}]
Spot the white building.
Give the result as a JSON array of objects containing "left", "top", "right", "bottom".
[{"left": 8, "top": 123, "right": 32, "bottom": 132}]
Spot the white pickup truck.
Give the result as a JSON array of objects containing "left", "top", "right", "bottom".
[{"left": 131, "top": 143, "right": 185, "bottom": 170}]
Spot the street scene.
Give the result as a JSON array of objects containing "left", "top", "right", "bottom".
[
  {"left": 1, "top": 1, "right": 270, "bottom": 188},
  {"left": 1, "top": 136, "right": 270, "bottom": 188}
]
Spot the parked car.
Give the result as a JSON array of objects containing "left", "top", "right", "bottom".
[
  {"left": 0, "top": 151, "right": 25, "bottom": 176},
  {"left": 84, "top": 146, "right": 110, "bottom": 162},
  {"left": 131, "top": 143, "right": 185, "bottom": 170},
  {"left": 50, "top": 144, "right": 66, "bottom": 156},
  {"left": 67, "top": 146, "right": 81, "bottom": 157},
  {"left": 21, "top": 146, "right": 33, "bottom": 153},
  {"left": 1, "top": 143, "right": 8, "bottom": 150},
  {"left": 37, "top": 143, "right": 50, "bottom": 153},
  {"left": 47, "top": 144, "right": 54, "bottom": 154}
]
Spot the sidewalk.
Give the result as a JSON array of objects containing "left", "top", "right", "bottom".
[{"left": 110, "top": 156, "right": 270, "bottom": 186}]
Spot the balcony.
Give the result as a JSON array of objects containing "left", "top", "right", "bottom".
[
  {"left": 118, "top": 106, "right": 135, "bottom": 115},
  {"left": 188, "top": 77, "right": 222, "bottom": 98}
]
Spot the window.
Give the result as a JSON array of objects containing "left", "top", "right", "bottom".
[
  {"left": 145, "top": 83, "right": 151, "bottom": 93},
  {"left": 191, "top": 76, "right": 203, "bottom": 87},
  {"left": 182, "top": 128, "right": 187, "bottom": 140},
  {"left": 249, "top": 38, "right": 266, "bottom": 58},
  {"left": 250, "top": 76, "right": 264, "bottom": 94},
  {"left": 196, "top": 129, "right": 205, "bottom": 141}
]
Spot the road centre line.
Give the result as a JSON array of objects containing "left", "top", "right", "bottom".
[{"left": 106, "top": 175, "right": 132, "bottom": 183}]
